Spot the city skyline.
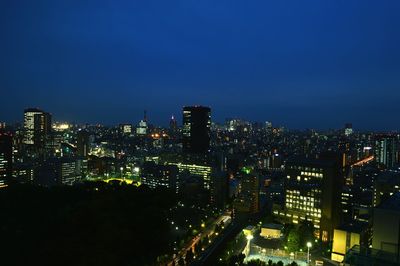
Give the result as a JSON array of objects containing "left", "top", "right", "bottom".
[{"left": 1, "top": 1, "right": 400, "bottom": 130}]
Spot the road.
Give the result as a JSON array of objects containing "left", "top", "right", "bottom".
[{"left": 168, "top": 212, "right": 232, "bottom": 266}]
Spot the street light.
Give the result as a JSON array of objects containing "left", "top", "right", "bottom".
[
  {"left": 307, "top": 242, "right": 312, "bottom": 264},
  {"left": 246, "top": 235, "right": 254, "bottom": 241},
  {"left": 245, "top": 235, "right": 254, "bottom": 257}
]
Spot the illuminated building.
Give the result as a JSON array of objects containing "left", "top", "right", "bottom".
[
  {"left": 136, "top": 110, "right": 148, "bottom": 136},
  {"left": 234, "top": 174, "right": 261, "bottom": 214},
  {"left": 210, "top": 170, "right": 229, "bottom": 209},
  {"left": 265, "top": 121, "right": 273, "bottom": 133},
  {"left": 182, "top": 106, "right": 211, "bottom": 154},
  {"left": 331, "top": 222, "right": 370, "bottom": 263},
  {"left": 260, "top": 223, "right": 284, "bottom": 239},
  {"left": 0, "top": 132, "right": 13, "bottom": 187},
  {"left": 344, "top": 123, "right": 353, "bottom": 136},
  {"left": 13, "top": 162, "right": 34, "bottom": 184},
  {"left": 375, "top": 136, "right": 399, "bottom": 168},
  {"left": 372, "top": 193, "right": 400, "bottom": 254},
  {"left": 24, "top": 108, "right": 44, "bottom": 145},
  {"left": 141, "top": 161, "right": 178, "bottom": 191},
  {"left": 344, "top": 194, "right": 400, "bottom": 265},
  {"left": 373, "top": 169, "right": 400, "bottom": 207},
  {"left": 35, "top": 158, "right": 84, "bottom": 186},
  {"left": 169, "top": 115, "right": 178, "bottom": 133},
  {"left": 167, "top": 162, "right": 212, "bottom": 190},
  {"left": 119, "top": 124, "right": 132, "bottom": 135},
  {"left": 23, "top": 108, "right": 52, "bottom": 147},
  {"left": 276, "top": 157, "right": 343, "bottom": 242}
]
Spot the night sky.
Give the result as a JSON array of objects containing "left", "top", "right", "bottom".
[{"left": 1, "top": 1, "right": 400, "bottom": 130}]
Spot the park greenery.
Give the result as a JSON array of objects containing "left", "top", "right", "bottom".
[
  {"left": 0, "top": 181, "right": 177, "bottom": 266},
  {"left": 285, "top": 221, "right": 315, "bottom": 252}
]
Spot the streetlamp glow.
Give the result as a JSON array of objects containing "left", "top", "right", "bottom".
[
  {"left": 307, "top": 242, "right": 312, "bottom": 264},
  {"left": 244, "top": 234, "right": 254, "bottom": 257}
]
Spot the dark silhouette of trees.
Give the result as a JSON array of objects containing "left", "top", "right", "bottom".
[{"left": 0, "top": 182, "right": 177, "bottom": 266}]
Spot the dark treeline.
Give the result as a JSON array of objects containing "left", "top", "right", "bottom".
[{"left": 0, "top": 182, "right": 177, "bottom": 266}]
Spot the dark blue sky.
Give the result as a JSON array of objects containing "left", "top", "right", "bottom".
[{"left": 1, "top": 1, "right": 399, "bottom": 130}]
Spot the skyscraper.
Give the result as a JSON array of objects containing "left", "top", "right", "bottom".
[
  {"left": 0, "top": 132, "right": 13, "bottom": 187},
  {"left": 279, "top": 157, "right": 343, "bottom": 242},
  {"left": 375, "top": 135, "right": 399, "bottom": 168},
  {"left": 182, "top": 106, "right": 211, "bottom": 154},
  {"left": 344, "top": 123, "right": 353, "bottom": 136},
  {"left": 77, "top": 130, "right": 90, "bottom": 158},
  {"left": 23, "top": 108, "right": 52, "bottom": 148},
  {"left": 24, "top": 108, "right": 44, "bottom": 145},
  {"left": 136, "top": 110, "right": 148, "bottom": 136},
  {"left": 169, "top": 115, "right": 178, "bottom": 134}
]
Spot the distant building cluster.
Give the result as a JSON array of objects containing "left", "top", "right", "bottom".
[{"left": 1, "top": 106, "right": 400, "bottom": 265}]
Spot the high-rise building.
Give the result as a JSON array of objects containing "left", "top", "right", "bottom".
[
  {"left": 375, "top": 136, "right": 399, "bottom": 168},
  {"left": 372, "top": 193, "right": 400, "bottom": 256},
  {"left": 136, "top": 110, "right": 148, "bottom": 136},
  {"left": 35, "top": 158, "right": 83, "bottom": 186},
  {"left": 234, "top": 174, "right": 261, "bottom": 214},
  {"left": 141, "top": 161, "right": 178, "bottom": 191},
  {"left": 182, "top": 106, "right": 211, "bottom": 154},
  {"left": 276, "top": 157, "right": 343, "bottom": 242},
  {"left": 169, "top": 115, "right": 178, "bottom": 134},
  {"left": 167, "top": 161, "right": 212, "bottom": 190},
  {"left": 77, "top": 130, "right": 90, "bottom": 158},
  {"left": 24, "top": 108, "right": 43, "bottom": 145},
  {"left": 344, "top": 123, "right": 353, "bottom": 136},
  {"left": 119, "top": 124, "right": 133, "bottom": 136},
  {"left": 0, "top": 132, "right": 13, "bottom": 187},
  {"left": 23, "top": 108, "right": 52, "bottom": 148}
]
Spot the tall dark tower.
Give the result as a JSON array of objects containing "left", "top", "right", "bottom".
[
  {"left": 0, "top": 132, "right": 13, "bottom": 186},
  {"left": 77, "top": 130, "right": 90, "bottom": 158},
  {"left": 169, "top": 115, "right": 178, "bottom": 133},
  {"left": 23, "top": 108, "right": 52, "bottom": 149},
  {"left": 182, "top": 106, "right": 211, "bottom": 154}
]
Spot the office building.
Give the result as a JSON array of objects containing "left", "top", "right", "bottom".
[
  {"left": 141, "top": 161, "right": 178, "bottom": 191},
  {"left": 167, "top": 162, "right": 212, "bottom": 191},
  {"left": 331, "top": 222, "right": 370, "bottom": 263},
  {"left": 136, "top": 111, "right": 148, "bottom": 136},
  {"left": 345, "top": 123, "right": 353, "bottom": 136},
  {"left": 77, "top": 130, "right": 90, "bottom": 158},
  {"left": 372, "top": 193, "right": 400, "bottom": 254},
  {"left": 234, "top": 174, "right": 261, "bottom": 214},
  {"left": 119, "top": 124, "right": 133, "bottom": 136},
  {"left": 169, "top": 115, "right": 178, "bottom": 134},
  {"left": 23, "top": 108, "right": 52, "bottom": 148},
  {"left": 35, "top": 158, "right": 84, "bottom": 186},
  {"left": 0, "top": 132, "right": 13, "bottom": 187},
  {"left": 375, "top": 135, "right": 399, "bottom": 168},
  {"left": 373, "top": 169, "right": 400, "bottom": 207},
  {"left": 24, "top": 108, "right": 43, "bottom": 145},
  {"left": 275, "top": 157, "right": 343, "bottom": 241},
  {"left": 182, "top": 106, "right": 211, "bottom": 154}
]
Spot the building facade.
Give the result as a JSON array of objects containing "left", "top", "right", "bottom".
[{"left": 182, "top": 106, "right": 211, "bottom": 154}]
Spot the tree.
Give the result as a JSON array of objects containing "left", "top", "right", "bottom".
[
  {"left": 298, "top": 221, "right": 315, "bottom": 248},
  {"left": 246, "top": 259, "right": 267, "bottom": 266},
  {"left": 287, "top": 229, "right": 301, "bottom": 252}
]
